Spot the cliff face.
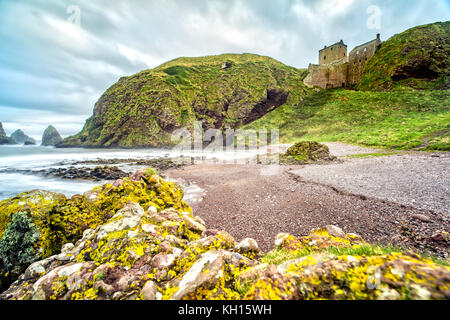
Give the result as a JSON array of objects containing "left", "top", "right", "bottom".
[
  {"left": 59, "top": 53, "right": 309, "bottom": 148},
  {"left": 0, "top": 122, "right": 6, "bottom": 137},
  {"left": 357, "top": 21, "right": 450, "bottom": 91}
]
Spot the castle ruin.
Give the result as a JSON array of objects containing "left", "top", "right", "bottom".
[{"left": 304, "top": 34, "right": 382, "bottom": 89}]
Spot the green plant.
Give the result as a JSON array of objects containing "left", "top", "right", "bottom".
[{"left": 0, "top": 211, "right": 40, "bottom": 290}]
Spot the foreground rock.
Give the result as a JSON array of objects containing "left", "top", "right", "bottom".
[
  {"left": 0, "top": 171, "right": 189, "bottom": 291},
  {"left": 41, "top": 125, "right": 63, "bottom": 146},
  {"left": 0, "top": 175, "right": 448, "bottom": 299}
]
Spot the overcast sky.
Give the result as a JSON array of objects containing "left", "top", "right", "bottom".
[{"left": 0, "top": 0, "right": 449, "bottom": 139}]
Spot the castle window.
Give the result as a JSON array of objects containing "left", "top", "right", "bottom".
[
  {"left": 324, "top": 56, "right": 326, "bottom": 61},
  {"left": 356, "top": 50, "right": 359, "bottom": 55},
  {"left": 364, "top": 47, "right": 367, "bottom": 52}
]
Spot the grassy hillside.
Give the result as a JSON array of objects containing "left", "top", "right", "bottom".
[
  {"left": 245, "top": 88, "right": 450, "bottom": 151},
  {"left": 357, "top": 21, "right": 449, "bottom": 91},
  {"left": 247, "top": 22, "right": 450, "bottom": 151},
  {"left": 60, "top": 53, "right": 310, "bottom": 148}
]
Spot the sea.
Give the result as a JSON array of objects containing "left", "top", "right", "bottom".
[{"left": 0, "top": 145, "right": 266, "bottom": 201}]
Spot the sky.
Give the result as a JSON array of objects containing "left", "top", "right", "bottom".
[{"left": 0, "top": 0, "right": 449, "bottom": 139}]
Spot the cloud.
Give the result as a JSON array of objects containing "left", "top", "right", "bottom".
[{"left": 0, "top": 0, "right": 448, "bottom": 137}]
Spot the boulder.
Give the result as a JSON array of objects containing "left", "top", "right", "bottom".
[
  {"left": 171, "top": 250, "right": 226, "bottom": 300},
  {"left": 281, "top": 141, "right": 336, "bottom": 165}
]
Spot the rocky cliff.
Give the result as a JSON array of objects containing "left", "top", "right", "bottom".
[
  {"left": 0, "top": 170, "right": 448, "bottom": 300},
  {"left": 0, "top": 122, "right": 16, "bottom": 145},
  {"left": 357, "top": 21, "right": 450, "bottom": 91},
  {"left": 59, "top": 53, "right": 309, "bottom": 148},
  {"left": 41, "top": 125, "right": 63, "bottom": 146}
]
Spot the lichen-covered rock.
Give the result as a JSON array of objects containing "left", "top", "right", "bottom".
[
  {"left": 0, "top": 183, "right": 449, "bottom": 300},
  {"left": 0, "top": 200, "right": 255, "bottom": 301},
  {"left": 247, "top": 228, "right": 450, "bottom": 300},
  {"left": 0, "top": 170, "right": 190, "bottom": 292}
]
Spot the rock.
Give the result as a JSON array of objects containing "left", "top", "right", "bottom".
[
  {"left": 141, "top": 281, "right": 158, "bottom": 300},
  {"left": 411, "top": 214, "right": 432, "bottom": 223},
  {"left": 0, "top": 122, "right": 16, "bottom": 145},
  {"left": 236, "top": 238, "right": 260, "bottom": 254},
  {"left": 129, "top": 170, "right": 145, "bottom": 182},
  {"left": 94, "top": 280, "right": 115, "bottom": 296},
  {"left": 152, "top": 254, "right": 176, "bottom": 269},
  {"left": 221, "top": 62, "right": 232, "bottom": 70},
  {"left": 171, "top": 250, "right": 226, "bottom": 300},
  {"left": 0, "top": 135, "right": 16, "bottom": 145},
  {"left": 0, "top": 121, "right": 6, "bottom": 137},
  {"left": 147, "top": 206, "right": 158, "bottom": 214},
  {"left": 431, "top": 231, "right": 449, "bottom": 242},
  {"left": 10, "top": 129, "right": 36, "bottom": 145},
  {"left": 325, "top": 225, "right": 346, "bottom": 238},
  {"left": 281, "top": 141, "right": 336, "bottom": 165},
  {"left": 113, "top": 179, "right": 124, "bottom": 187},
  {"left": 181, "top": 215, "right": 206, "bottom": 234},
  {"left": 96, "top": 203, "right": 144, "bottom": 239},
  {"left": 41, "top": 125, "right": 63, "bottom": 146},
  {"left": 236, "top": 263, "right": 268, "bottom": 285},
  {"left": 83, "top": 190, "right": 100, "bottom": 204}
]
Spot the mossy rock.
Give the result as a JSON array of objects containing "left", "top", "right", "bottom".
[
  {"left": 281, "top": 141, "right": 336, "bottom": 164},
  {"left": 0, "top": 170, "right": 191, "bottom": 292}
]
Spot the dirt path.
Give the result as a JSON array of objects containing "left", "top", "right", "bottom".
[{"left": 163, "top": 162, "right": 449, "bottom": 258}]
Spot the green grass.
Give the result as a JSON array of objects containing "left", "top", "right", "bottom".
[
  {"left": 262, "top": 248, "right": 313, "bottom": 265},
  {"left": 357, "top": 21, "right": 449, "bottom": 91},
  {"left": 245, "top": 88, "right": 450, "bottom": 151},
  {"left": 346, "top": 152, "right": 401, "bottom": 159}
]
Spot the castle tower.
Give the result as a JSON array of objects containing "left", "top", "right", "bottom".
[{"left": 319, "top": 40, "right": 348, "bottom": 65}]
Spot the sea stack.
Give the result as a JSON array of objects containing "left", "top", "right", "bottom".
[
  {"left": 0, "top": 121, "right": 16, "bottom": 145},
  {"left": 41, "top": 125, "right": 63, "bottom": 146},
  {"left": 0, "top": 121, "right": 6, "bottom": 137},
  {"left": 10, "top": 129, "right": 36, "bottom": 145}
]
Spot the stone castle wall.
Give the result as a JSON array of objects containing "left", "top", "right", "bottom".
[
  {"left": 304, "top": 34, "right": 382, "bottom": 89},
  {"left": 319, "top": 41, "right": 347, "bottom": 65}
]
